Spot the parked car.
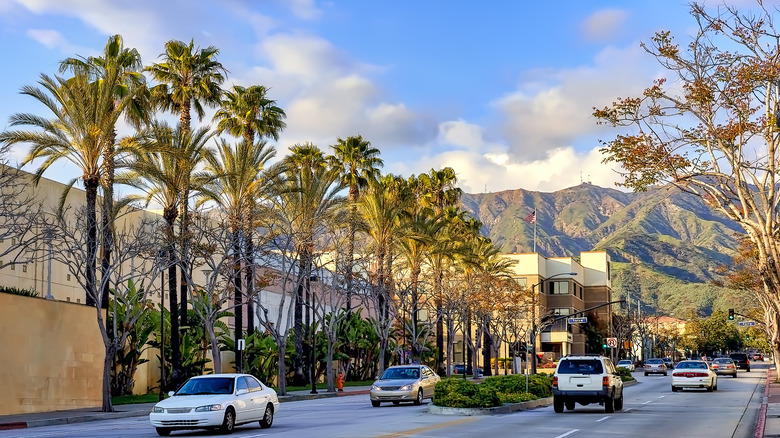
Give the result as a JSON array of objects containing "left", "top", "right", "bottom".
[
  {"left": 453, "top": 364, "right": 484, "bottom": 376},
  {"left": 753, "top": 353, "right": 764, "bottom": 361},
  {"left": 552, "top": 355, "right": 624, "bottom": 413},
  {"left": 662, "top": 357, "right": 674, "bottom": 369},
  {"left": 616, "top": 360, "right": 635, "bottom": 372},
  {"left": 644, "top": 358, "right": 668, "bottom": 376},
  {"left": 729, "top": 352, "right": 751, "bottom": 371},
  {"left": 710, "top": 357, "right": 737, "bottom": 378},
  {"left": 671, "top": 360, "right": 718, "bottom": 392},
  {"left": 370, "top": 365, "right": 440, "bottom": 407},
  {"left": 149, "top": 373, "right": 278, "bottom": 436}
]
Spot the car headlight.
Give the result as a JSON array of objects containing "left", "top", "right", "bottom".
[
  {"left": 399, "top": 384, "right": 414, "bottom": 391},
  {"left": 153, "top": 407, "right": 164, "bottom": 414},
  {"left": 194, "top": 404, "right": 223, "bottom": 412},
  {"left": 371, "top": 385, "right": 380, "bottom": 391}
]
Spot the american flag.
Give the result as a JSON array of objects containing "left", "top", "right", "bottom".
[{"left": 524, "top": 210, "right": 536, "bottom": 223}]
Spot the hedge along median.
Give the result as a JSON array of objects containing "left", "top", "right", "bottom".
[{"left": 433, "top": 374, "right": 553, "bottom": 408}]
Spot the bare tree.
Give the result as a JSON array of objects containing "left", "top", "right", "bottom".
[
  {"left": 47, "top": 206, "right": 161, "bottom": 411},
  {"left": 0, "top": 158, "right": 43, "bottom": 271}
]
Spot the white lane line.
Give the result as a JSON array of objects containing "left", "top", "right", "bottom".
[
  {"left": 555, "top": 429, "right": 580, "bottom": 438},
  {"left": 624, "top": 408, "right": 633, "bottom": 412},
  {"left": 657, "top": 395, "right": 665, "bottom": 399},
  {"left": 642, "top": 400, "right": 652, "bottom": 405},
  {"left": 596, "top": 416, "right": 610, "bottom": 422}
]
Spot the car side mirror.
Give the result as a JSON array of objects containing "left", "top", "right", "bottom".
[
  {"left": 168, "top": 391, "right": 175, "bottom": 397},
  {"left": 236, "top": 388, "right": 248, "bottom": 395}
]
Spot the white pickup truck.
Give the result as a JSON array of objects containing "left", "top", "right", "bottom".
[{"left": 552, "top": 355, "right": 624, "bottom": 413}]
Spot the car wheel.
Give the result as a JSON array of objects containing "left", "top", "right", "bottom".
[
  {"left": 565, "top": 401, "right": 575, "bottom": 410},
  {"left": 413, "top": 389, "right": 423, "bottom": 405},
  {"left": 605, "top": 394, "right": 615, "bottom": 413},
  {"left": 663, "top": 371, "right": 668, "bottom": 376},
  {"left": 155, "top": 428, "right": 171, "bottom": 437},
  {"left": 220, "top": 407, "right": 236, "bottom": 434},
  {"left": 614, "top": 393, "right": 624, "bottom": 411},
  {"left": 644, "top": 372, "right": 648, "bottom": 376},
  {"left": 747, "top": 367, "right": 751, "bottom": 372},
  {"left": 733, "top": 373, "right": 738, "bottom": 378},
  {"left": 260, "top": 404, "right": 274, "bottom": 429},
  {"left": 671, "top": 386, "right": 678, "bottom": 392},
  {"left": 713, "top": 380, "right": 718, "bottom": 391},
  {"left": 553, "top": 396, "right": 564, "bottom": 413},
  {"left": 392, "top": 401, "right": 400, "bottom": 405},
  {"left": 707, "top": 383, "right": 714, "bottom": 392},
  {"left": 371, "top": 400, "right": 381, "bottom": 407}
]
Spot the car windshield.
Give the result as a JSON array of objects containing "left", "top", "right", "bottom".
[
  {"left": 381, "top": 368, "right": 420, "bottom": 380},
  {"left": 676, "top": 362, "right": 708, "bottom": 369},
  {"left": 176, "top": 377, "right": 234, "bottom": 395},
  {"left": 557, "top": 359, "right": 604, "bottom": 374}
]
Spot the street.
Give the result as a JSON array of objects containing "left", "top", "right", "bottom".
[{"left": 0, "top": 364, "right": 766, "bottom": 438}]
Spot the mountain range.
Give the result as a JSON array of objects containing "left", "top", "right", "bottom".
[{"left": 460, "top": 183, "right": 746, "bottom": 317}]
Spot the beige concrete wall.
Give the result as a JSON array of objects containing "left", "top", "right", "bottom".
[{"left": 0, "top": 293, "right": 104, "bottom": 415}]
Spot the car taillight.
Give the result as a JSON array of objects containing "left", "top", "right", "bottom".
[
  {"left": 644, "top": 365, "right": 650, "bottom": 369},
  {"left": 603, "top": 376, "right": 609, "bottom": 387},
  {"left": 553, "top": 376, "right": 558, "bottom": 388}
]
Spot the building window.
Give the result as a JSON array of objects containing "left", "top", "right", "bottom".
[
  {"left": 76, "top": 299, "right": 81, "bottom": 303},
  {"left": 66, "top": 297, "right": 71, "bottom": 302},
  {"left": 10, "top": 264, "right": 15, "bottom": 271},
  {"left": 553, "top": 308, "right": 571, "bottom": 315},
  {"left": 67, "top": 274, "right": 71, "bottom": 281},
  {"left": 515, "top": 277, "right": 527, "bottom": 288},
  {"left": 22, "top": 265, "right": 27, "bottom": 273},
  {"left": 550, "top": 281, "right": 569, "bottom": 295}
]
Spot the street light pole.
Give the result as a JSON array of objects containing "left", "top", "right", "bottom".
[{"left": 530, "top": 272, "right": 577, "bottom": 374}]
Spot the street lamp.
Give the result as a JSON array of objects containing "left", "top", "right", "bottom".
[{"left": 530, "top": 272, "right": 577, "bottom": 374}]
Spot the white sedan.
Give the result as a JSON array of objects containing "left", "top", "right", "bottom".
[
  {"left": 671, "top": 360, "right": 718, "bottom": 392},
  {"left": 149, "top": 373, "right": 279, "bottom": 436},
  {"left": 616, "top": 360, "right": 635, "bottom": 372}
]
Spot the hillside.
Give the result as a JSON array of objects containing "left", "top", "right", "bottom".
[{"left": 461, "top": 183, "right": 747, "bottom": 316}]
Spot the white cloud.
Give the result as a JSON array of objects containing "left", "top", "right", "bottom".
[
  {"left": 581, "top": 9, "right": 628, "bottom": 42},
  {"left": 495, "top": 43, "right": 654, "bottom": 161}
]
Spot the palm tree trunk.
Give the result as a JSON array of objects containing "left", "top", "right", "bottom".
[
  {"left": 179, "top": 189, "right": 190, "bottom": 331},
  {"left": 100, "top": 142, "right": 114, "bottom": 310},
  {"left": 84, "top": 177, "right": 99, "bottom": 307},
  {"left": 245, "top": 217, "right": 255, "bottom": 335},
  {"left": 164, "top": 210, "right": 181, "bottom": 386},
  {"left": 232, "top": 230, "right": 244, "bottom": 372}
]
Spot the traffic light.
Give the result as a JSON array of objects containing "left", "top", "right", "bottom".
[
  {"left": 728, "top": 309, "right": 735, "bottom": 320},
  {"left": 602, "top": 343, "right": 608, "bottom": 349}
]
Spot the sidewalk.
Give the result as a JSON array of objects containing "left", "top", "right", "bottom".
[
  {"left": 760, "top": 367, "right": 779, "bottom": 438},
  {"left": 0, "top": 385, "right": 371, "bottom": 431}
]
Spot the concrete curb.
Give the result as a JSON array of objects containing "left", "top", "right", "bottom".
[{"left": 426, "top": 397, "right": 553, "bottom": 416}]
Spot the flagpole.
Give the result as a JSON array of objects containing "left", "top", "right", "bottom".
[{"left": 533, "top": 209, "right": 537, "bottom": 253}]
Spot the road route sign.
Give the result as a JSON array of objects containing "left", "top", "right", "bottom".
[
  {"left": 606, "top": 337, "right": 618, "bottom": 348},
  {"left": 567, "top": 317, "right": 587, "bottom": 324}
]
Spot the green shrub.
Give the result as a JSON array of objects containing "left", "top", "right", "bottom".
[
  {"left": 617, "top": 368, "right": 635, "bottom": 382},
  {"left": 434, "top": 374, "right": 553, "bottom": 408},
  {"left": 0, "top": 286, "right": 38, "bottom": 297}
]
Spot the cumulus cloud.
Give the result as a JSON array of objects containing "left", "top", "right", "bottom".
[
  {"left": 495, "top": 43, "right": 654, "bottom": 161},
  {"left": 581, "top": 9, "right": 628, "bottom": 43}
]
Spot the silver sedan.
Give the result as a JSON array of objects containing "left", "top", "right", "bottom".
[{"left": 370, "top": 365, "right": 440, "bottom": 407}]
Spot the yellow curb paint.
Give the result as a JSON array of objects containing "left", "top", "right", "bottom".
[{"left": 374, "top": 417, "right": 481, "bottom": 438}]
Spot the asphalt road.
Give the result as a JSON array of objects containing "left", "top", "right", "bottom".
[{"left": 0, "top": 365, "right": 766, "bottom": 438}]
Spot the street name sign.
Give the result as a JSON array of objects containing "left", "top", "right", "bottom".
[
  {"left": 567, "top": 317, "right": 587, "bottom": 324},
  {"left": 738, "top": 321, "right": 756, "bottom": 327}
]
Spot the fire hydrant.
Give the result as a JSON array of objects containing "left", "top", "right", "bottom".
[{"left": 337, "top": 372, "right": 345, "bottom": 391}]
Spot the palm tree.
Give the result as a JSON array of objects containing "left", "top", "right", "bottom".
[
  {"left": 59, "top": 34, "right": 148, "bottom": 309},
  {"left": 213, "top": 84, "right": 286, "bottom": 144},
  {"left": 200, "top": 138, "right": 277, "bottom": 372},
  {"left": 120, "top": 121, "right": 215, "bottom": 385},
  {"left": 417, "top": 167, "right": 462, "bottom": 373},
  {"left": 357, "top": 174, "right": 406, "bottom": 375},
  {"left": 146, "top": 39, "right": 227, "bottom": 329},
  {"left": 329, "top": 135, "right": 383, "bottom": 313},
  {"left": 213, "top": 83, "right": 287, "bottom": 337},
  {"left": 277, "top": 143, "right": 345, "bottom": 384},
  {"left": 0, "top": 71, "right": 135, "bottom": 411}
]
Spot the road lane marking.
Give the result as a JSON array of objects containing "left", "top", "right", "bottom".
[
  {"left": 554, "top": 429, "right": 580, "bottom": 438},
  {"left": 642, "top": 401, "right": 652, "bottom": 405},
  {"left": 657, "top": 395, "right": 665, "bottom": 399},
  {"left": 596, "top": 416, "right": 610, "bottom": 422},
  {"left": 374, "top": 417, "right": 480, "bottom": 438}
]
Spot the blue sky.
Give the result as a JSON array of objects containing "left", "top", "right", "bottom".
[{"left": 0, "top": 0, "right": 755, "bottom": 194}]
